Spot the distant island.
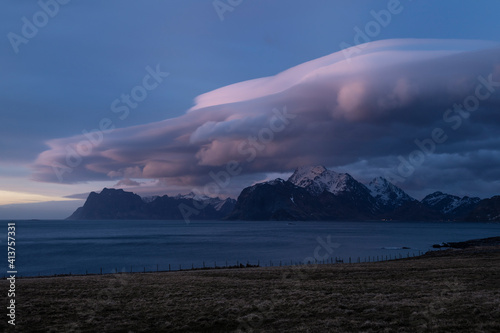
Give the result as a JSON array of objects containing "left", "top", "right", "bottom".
[{"left": 68, "top": 166, "right": 500, "bottom": 222}]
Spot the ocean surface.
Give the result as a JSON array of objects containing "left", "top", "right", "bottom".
[{"left": 2, "top": 220, "right": 500, "bottom": 277}]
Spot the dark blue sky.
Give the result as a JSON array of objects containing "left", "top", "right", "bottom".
[{"left": 1, "top": 1, "right": 500, "bottom": 218}]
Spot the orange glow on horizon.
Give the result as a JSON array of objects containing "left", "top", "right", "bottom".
[{"left": 0, "top": 190, "right": 78, "bottom": 206}]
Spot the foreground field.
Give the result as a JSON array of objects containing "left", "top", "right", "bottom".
[{"left": 2, "top": 247, "right": 500, "bottom": 332}]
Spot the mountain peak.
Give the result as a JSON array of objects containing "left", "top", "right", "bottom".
[
  {"left": 369, "top": 176, "right": 389, "bottom": 185},
  {"left": 100, "top": 188, "right": 125, "bottom": 194},
  {"left": 175, "top": 192, "right": 210, "bottom": 201},
  {"left": 288, "top": 165, "right": 361, "bottom": 195},
  {"left": 422, "top": 191, "right": 481, "bottom": 216},
  {"left": 289, "top": 166, "right": 330, "bottom": 181},
  {"left": 68, "top": 188, "right": 235, "bottom": 220},
  {"left": 265, "top": 178, "right": 286, "bottom": 185},
  {"left": 366, "top": 176, "right": 415, "bottom": 209}
]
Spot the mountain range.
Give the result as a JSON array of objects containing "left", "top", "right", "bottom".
[
  {"left": 67, "top": 189, "right": 235, "bottom": 220},
  {"left": 68, "top": 166, "right": 500, "bottom": 222}
]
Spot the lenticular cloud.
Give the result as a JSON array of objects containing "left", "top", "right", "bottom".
[{"left": 32, "top": 39, "right": 500, "bottom": 193}]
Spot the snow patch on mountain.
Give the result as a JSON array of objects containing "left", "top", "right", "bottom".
[
  {"left": 366, "top": 176, "right": 415, "bottom": 208},
  {"left": 175, "top": 192, "right": 210, "bottom": 201},
  {"left": 266, "top": 178, "right": 286, "bottom": 186},
  {"left": 247, "top": 178, "right": 286, "bottom": 194},
  {"left": 288, "top": 166, "right": 357, "bottom": 195},
  {"left": 421, "top": 191, "right": 481, "bottom": 215}
]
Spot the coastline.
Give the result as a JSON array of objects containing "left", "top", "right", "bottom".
[
  {"left": 2, "top": 240, "right": 499, "bottom": 332},
  {"left": 432, "top": 236, "right": 500, "bottom": 249},
  {"left": 7, "top": 219, "right": 500, "bottom": 278}
]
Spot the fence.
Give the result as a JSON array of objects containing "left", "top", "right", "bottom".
[{"left": 3, "top": 250, "right": 427, "bottom": 279}]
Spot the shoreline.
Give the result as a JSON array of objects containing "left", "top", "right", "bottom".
[
  {"left": 5, "top": 250, "right": 428, "bottom": 280},
  {"left": 2, "top": 244, "right": 499, "bottom": 332},
  {"left": 9, "top": 235, "right": 499, "bottom": 280},
  {"left": 432, "top": 235, "right": 500, "bottom": 248}
]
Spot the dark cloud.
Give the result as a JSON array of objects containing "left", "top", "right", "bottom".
[{"left": 31, "top": 39, "right": 500, "bottom": 198}]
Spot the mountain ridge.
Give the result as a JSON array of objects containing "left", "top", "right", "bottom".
[
  {"left": 67, "top": 188, "right": 236, "bottom": 220},
  {"left": 67, "top": 166, "right": 499, "bottom": 221}
]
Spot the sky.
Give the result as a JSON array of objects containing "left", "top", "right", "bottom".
[{"left": 1, "top": 0, "right": 500, "bottom": 219}]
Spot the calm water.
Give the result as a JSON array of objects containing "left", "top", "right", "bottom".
[{"left": 2, "top": 220, "right": 500, "bottom": 277}]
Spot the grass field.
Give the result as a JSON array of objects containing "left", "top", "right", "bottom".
[{"left": 2, "top": 247, "right": 500, "bottom": 332}]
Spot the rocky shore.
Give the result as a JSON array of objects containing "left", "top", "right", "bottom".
[{"left": 432, "top": 236, "right": 500, "bottom": 249}]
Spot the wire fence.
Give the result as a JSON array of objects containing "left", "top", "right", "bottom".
[{"left": 3, "top": 250, "right": 427, "bottom": 279}]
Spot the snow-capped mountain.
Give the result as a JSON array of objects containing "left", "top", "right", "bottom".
[
  {"left": 68, "top": 168, "right": 497, "bottom": 222},
  {"left": 174, "top": 192, "right": 210, "bottom": 201},
  {"left": 366, "top": 176, "right": 416, "bottom": 210},
  {"left": 227, "top": 174, "right": 380, "bottom": 221},
  {"left": 68, "top": 188, "right": 236, "bottom": 220},
  {"left": 229, "top": 166, "right": 448, "bottom": 220},
  {"left": 288, "top": 167, "right": 417, "bottom": 212},
  {"left": 421, "top": 191, "right": 481, "bottom": 217},
  {"left": 175, "top": 192, "right": 236, "bottom": 214},
  {"left": 288, "top": 166, "right": 368, "bottom": 196}
]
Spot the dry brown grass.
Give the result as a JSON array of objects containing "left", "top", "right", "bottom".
[{"left": 2, "top": 248, "right": 500, "bottom": 332}]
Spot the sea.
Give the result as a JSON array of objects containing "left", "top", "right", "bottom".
[{"left": 3, "top": 219, "right": 500, "bottom": 277}]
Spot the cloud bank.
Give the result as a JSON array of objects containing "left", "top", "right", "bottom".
[{"left": 32, "top": 39, "right": 500, "bottom": 198}]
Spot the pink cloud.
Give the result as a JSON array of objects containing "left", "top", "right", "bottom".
[{"left": 31, "top": 39, "right": 500, "bottom": 197}]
